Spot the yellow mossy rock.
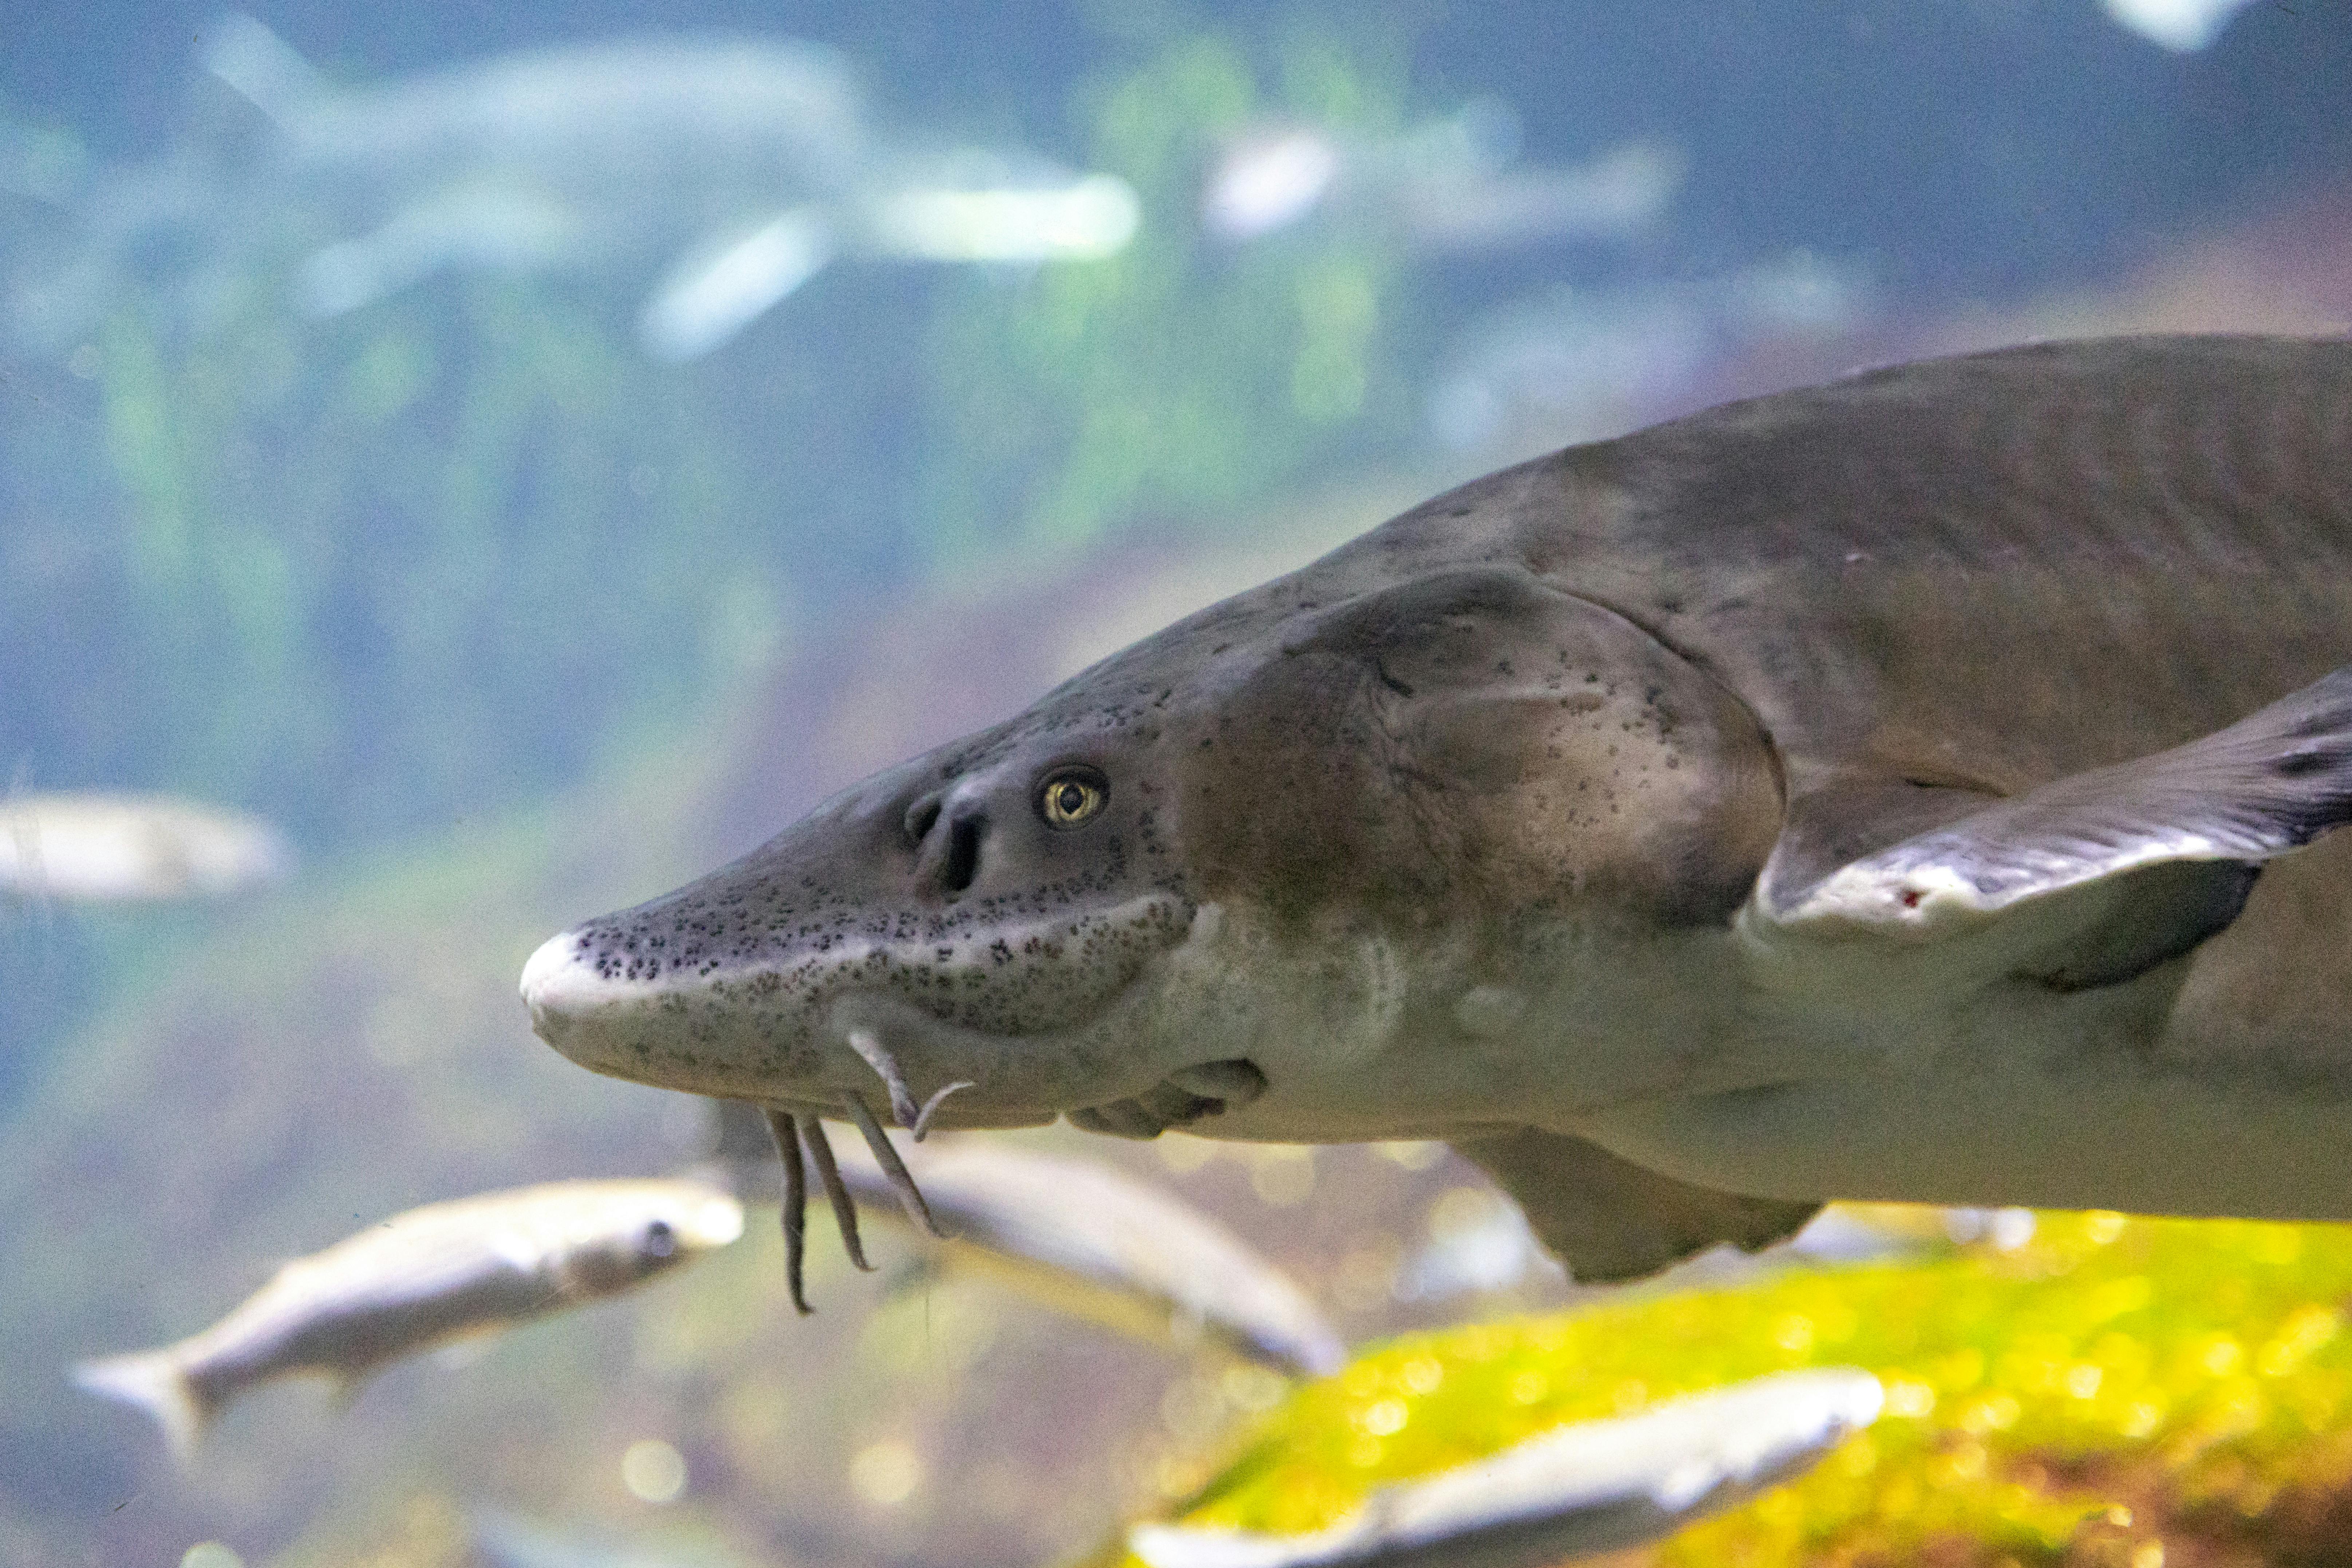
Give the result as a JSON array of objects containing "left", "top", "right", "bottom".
[{"left": 1112, "top": 1212, "right": 2352, "bottom": 1566}]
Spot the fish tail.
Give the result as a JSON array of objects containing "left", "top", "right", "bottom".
[
  {"left": 72, "top": 1350, "right": 213, "bottom": 1461},
  {"left": 200, "top": 14, "right": 324, "bottom": 124}
]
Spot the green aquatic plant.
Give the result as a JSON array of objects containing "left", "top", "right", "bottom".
[
  {"left": 1114, "top": 1212, "right": 2352, "bottom": 1565},
  {"left": 9, "top": 276, "right": 798, "bottom": 848}
]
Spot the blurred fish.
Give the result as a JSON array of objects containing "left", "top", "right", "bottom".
[
  {"left": 709, "top": 1100, "right": 1344, "bottom": 1376},
  {"left": 2100, "top": 0, "right": 2260, "bottom": 51},
  {"left": 187, "top": 15, "right": 1136, "bottom": 360},
  {"left": 1202, "top": 102, "right": 1680, "bottom": 254},
  {"left": 74, "top": 1178, "right": 742, "bottom": 1458},
  {"left": 1128, "top": 1368, "right": 1884, "bottom": 1568},
  {"left": 0, "top": 791, "right": 292, "bottom": 903}
]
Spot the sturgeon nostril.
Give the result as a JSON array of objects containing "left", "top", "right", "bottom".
[
  {"left": 941, "top": 815, "right": 983, "bottom": 894},
  {"left": 903, "top": 794, "right": 943, "bottom": 849}
]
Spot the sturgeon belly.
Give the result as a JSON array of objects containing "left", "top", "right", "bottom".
[{"left": 1594, "top": 835, "right": 2352, "bottom": 1219}]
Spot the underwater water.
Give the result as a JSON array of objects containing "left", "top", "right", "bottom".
[{"left": 1, "top": 2, "right": 2348, "bottom": 1565}]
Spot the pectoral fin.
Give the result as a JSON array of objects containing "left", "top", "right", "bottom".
[
  {"left": 1755, "top": 667, "right": 2352, "bottom": 990},
  {"left": 1451, "top": 1127, "right": 1819, "bottom": 1283}
]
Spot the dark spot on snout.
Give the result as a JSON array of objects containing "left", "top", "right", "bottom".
[{"left": 903, "top": 788, "right": 988, "bottom": 900}]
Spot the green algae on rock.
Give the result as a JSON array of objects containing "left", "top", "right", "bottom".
[{"left": 1110, "top": 1212, "right": 2352, "bottom": 1567}]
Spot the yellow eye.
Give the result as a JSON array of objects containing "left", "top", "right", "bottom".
[{"left": 1038, "top": 768, "right": 1108, "bottom": 829}]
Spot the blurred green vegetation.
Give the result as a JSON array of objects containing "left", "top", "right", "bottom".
[
  {"left": 1111, "top": 1211, "right": 2352, "bottom": 1565},
  {"left": 920, "top": 21, "right": 1421, "bottom": 557}
]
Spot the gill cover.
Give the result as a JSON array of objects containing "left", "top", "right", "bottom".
[{"left": 1177, "top": 566, "right": 1782, "bottom": 929}]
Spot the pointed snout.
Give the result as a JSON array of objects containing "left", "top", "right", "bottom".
[
  {"left": 520, "top": 926, "right": 593, "bottom": 1048},
  {"left": 519, "top": 916, "right": 764, "bottom": 1095},
  {"left": 519, "top": 924, "right": 650, "bottom": 1080}
]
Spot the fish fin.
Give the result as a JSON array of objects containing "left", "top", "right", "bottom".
[
  {"left": 1756, "top": 667, "right": 2352, "bottom": 989},
  {"left": 200, "top": 15, "right": 324, "bottom": 125},
  {"left": 638, "top": 210, "right": 834, "bottom": 363},
  {"left": 73, "top": 1350, "right": 214, "bottom": 1462},
  {"left": 1452, "top": 1127, "right": 1819, "bottom": 1284}
]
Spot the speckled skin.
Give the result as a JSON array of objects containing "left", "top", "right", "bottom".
[{"left": 528, "top": 335, "right": 2352, "bottom": 1240}]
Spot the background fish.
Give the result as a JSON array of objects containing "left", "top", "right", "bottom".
[
  {"left": 1202, "top": 105, "right": 1681, "bottom": 253},
  {"left": 73, "top": 1177, "right": 742, "bottom": 1458},
  {"left": 710, "top": 1099, "right": 1345, "bottom": 1377},
  {"left": 197, "top": 15, "right": 1135, "bottom": 359},
  {"left": 1128, "top": 1368, "right": 1884, "bottom": 1568},
  {"left": 0, "top": 791, "right": 292, "bottom": 903}
]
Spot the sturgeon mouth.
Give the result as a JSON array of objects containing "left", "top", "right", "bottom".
[
  {"left": 526, "top": 885, "right": 1243, "bottom": 1309},
  {"left": 753, "top": 1035, "right": 1268, "bottom": 1312},
  {"left": 1066, "top": 1058, "right": 1269, "bottom": 1139}
]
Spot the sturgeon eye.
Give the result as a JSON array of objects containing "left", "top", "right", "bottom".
[{"left": 1037, "top": 767, "right": 1108, "bottom": 829}]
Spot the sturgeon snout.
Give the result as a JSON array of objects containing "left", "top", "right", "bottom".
[
  {"left": 520, "top": 728, "right": 1225, "bottom": 1123},
  {"left": 523, "top": 732, "right": 1229, "bottom": 1308}
]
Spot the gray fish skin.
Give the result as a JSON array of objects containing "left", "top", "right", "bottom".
[
  {"left": 74, "top": 1178, "right": 742, "bottom": 1458},
  {"left": 1128, "top": 1369, "right": 1883, "bottom": 1568},
  {"left": 526, "top": 335, "right": 2352, "bottom": 1280}
]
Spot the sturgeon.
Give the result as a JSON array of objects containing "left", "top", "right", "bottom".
[{"left": 523, "top": 334, "right": 2352, "bottom": 1300}]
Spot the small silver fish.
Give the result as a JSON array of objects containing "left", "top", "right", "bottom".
[
  {"left": 1128, "top": 1368, "right": 1884, "bottom": 1568},
  {"left": 710, "top": 1101, "right": 1343, "bottom": 1376},
  {"left": 0, "top": 791, "right": 293, "bottom": 903},
  {"left": 1202, "top": 104, "right": 1680, "bottom": 253},
  {"left": 197, "top": 16, "right": 1136, "bottom": 361},
  {"left": 74, "top": 1178, "right": 743, "bottom": 1458}
]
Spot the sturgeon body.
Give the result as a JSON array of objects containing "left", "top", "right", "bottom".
[{"left": 525, "top": 335, "right": 2352, "bottom": 1285}]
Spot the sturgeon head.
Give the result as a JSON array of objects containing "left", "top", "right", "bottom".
[{"left": 522, "top": 509, "right": 1785, "bottom": 1150}]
